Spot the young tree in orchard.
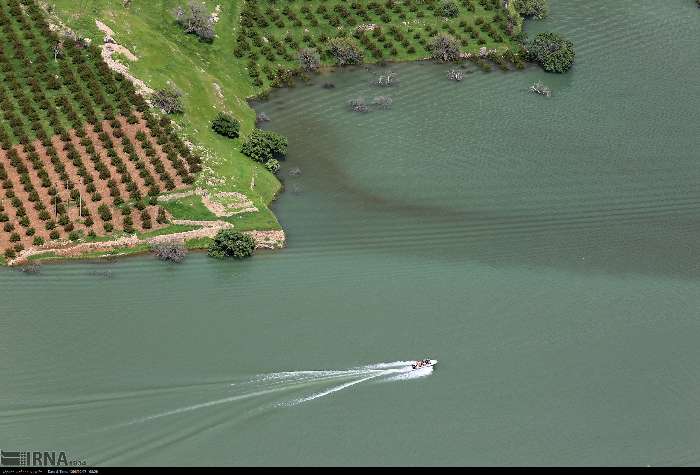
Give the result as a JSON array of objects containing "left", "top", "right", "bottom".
[{"left": 437, "top": 0, "right": 460, "bottom": 18}]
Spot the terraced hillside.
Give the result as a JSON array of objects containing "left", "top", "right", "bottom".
[{"left": 0, "top": 0, "right": 199, "bottom": 259}]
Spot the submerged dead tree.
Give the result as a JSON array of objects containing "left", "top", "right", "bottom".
[
  {"left": 447, "top": 69, "right": 465, "bottom": 81},
  {"left": 372, "top": 96, "right": 393, "bottom": 109},
  {"left": 529, "top": 81, "right": 552, "bottom": 96},
  {"left": 348, "top": 97, "right": 369, "bottom": 113},
  {"left": 348, "top": 96, "right": 393, "bottom": 112},
  {"left": 372, "top": 71, "right": 398, "bottom": 87}
]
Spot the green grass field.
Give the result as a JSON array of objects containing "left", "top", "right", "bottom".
[{"left": 50, "top": 0, "right": 282, "bottom": 232}]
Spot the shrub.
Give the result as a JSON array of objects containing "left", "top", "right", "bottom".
[
  {"left": 156, "top": 207, "right": 168, "bottom": 224},
  {"left": 437, "top": 0, "right": 459, "bottom": 18},
  {"left": 151, "top": 88, "right": 184, "bottom": 114},
  {"left": 513, "top": 0, "right": 549, "bottom": 20},
  {"left": 265, "top": 159, "right": 280, "bottom": 174},
  {"left": 429, "top": 33, "right": 461, "bottom": 62},
  {"left": 298, "top": 47, "right": 321, "bottom": 72},
  {"left": 211, "top": 113, "right": 240, "bottom": 138},
  {"left": 241, "top": 129, "right": 288, "bottom": 163},
  {"left": 528, "top": 32, "right": 575, "bottom": 73},
  {"left": 33, "top": 236, "right": 44, "bottom": 246},
  {"left": 208, "top": 229, "right": 255, "bottom": 259},
  {"left": 174, "top": 2, "right": 215, "bottom": 42},
  {"left": 150, "top": 240, "right": 188, "bottom": 263},
  {"left": 327, "top": 37, "right": 363, "bottom": 65}
]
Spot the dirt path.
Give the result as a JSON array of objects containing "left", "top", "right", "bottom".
[
  {"left": 158, "top": 189, "right": 258, "bottom": 216},
  {"left": 95, "top": 19, "right": 153, "bottom": 96}
]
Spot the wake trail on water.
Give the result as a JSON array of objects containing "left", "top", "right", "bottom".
[
  {"left": 109, "top": 360, "right": 433, "bottom": 429},
  {"left": 280, "top": 360, "right": 434, "bottom": 406}
]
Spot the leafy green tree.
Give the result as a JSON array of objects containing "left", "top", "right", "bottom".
[
  {"left": 265, "top": 159, "right": 280, "bottom": 175},
  {"left": 513, "top": 0, "right": 549, "bottom": 20},
  {"left": 241, "top": 129, "right": 288, "bottom": 163},
  {"left": 528, "top": 32, "right": 575, "bottom": 73},
  {"left": 211, "top": 113, "right": 240, "bottom": 138},
  {"left": 208, "top": 229, "right": 255, "bottom": 259}
]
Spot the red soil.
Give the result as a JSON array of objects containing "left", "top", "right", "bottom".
[{"left": 0, "top": 115, "right": 194, "bottom": 254}]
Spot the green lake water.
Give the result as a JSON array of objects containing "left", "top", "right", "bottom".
[{"left": 2, "top": 0, "right": 700, "bottom": 466}]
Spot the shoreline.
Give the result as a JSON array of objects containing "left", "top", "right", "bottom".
[
  {"left": 3, "top": 1, "right": 536, "bottom": 266},
  {"left": 6, "top": 220, "right": 285, "bottom": 266}
]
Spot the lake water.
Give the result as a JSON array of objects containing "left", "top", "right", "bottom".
[{"left": 2, "top": 0, "right": 700, "bottom": 466}]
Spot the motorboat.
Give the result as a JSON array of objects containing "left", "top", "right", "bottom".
[{"left": 411, "top": 359, "right": 438, "bottom": 370}]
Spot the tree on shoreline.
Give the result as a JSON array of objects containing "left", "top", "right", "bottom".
[
  {"left": 151, "top": 240, "right": 188, "bottom": 263},
  {"left": 513, "top": 0, "right": 549, "bottom": 20},
  {"left": 241, "top": 129, "right": 288, "bottom": 163},
  {"left": 298, "top": 47, "right": 321, "bottom": 72},
  {"left": 428, "top": 33, "right": 461, "bottom": 62},
  {"left": 527, "top": 32, "right": 575, "bottom": 73},
  {"left": 327, "top": 37, "right": 363, "bottom": 66},
  {"left": 208, "top": 230, "right": 255, "bottom": 259}
]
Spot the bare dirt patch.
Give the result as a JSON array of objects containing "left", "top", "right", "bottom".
[{"left": 95, "top": 19, "right": 153, "bottom": 96}]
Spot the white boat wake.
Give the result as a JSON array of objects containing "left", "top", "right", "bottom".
[
  {"left": 110, "top": 360, "right": 434, "bottom": 429},
  {"left": 279, "top": 360, "right": 435, "bottom": 406}
]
